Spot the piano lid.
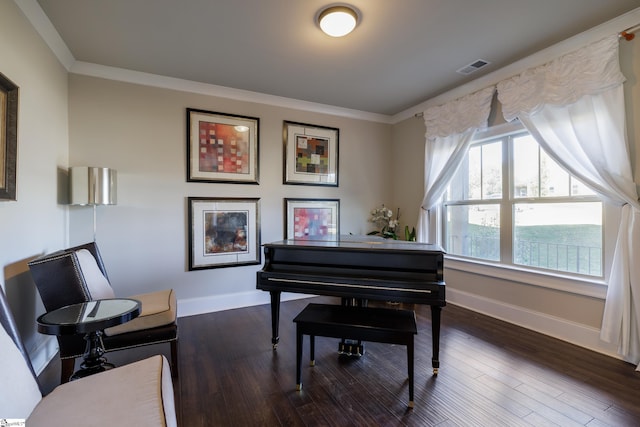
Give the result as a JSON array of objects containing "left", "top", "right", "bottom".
[{"left": 263, "top": 234, "right": 444, "bottom": 253}]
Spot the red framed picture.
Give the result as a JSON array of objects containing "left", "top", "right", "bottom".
[
  {"left": 285, "top": 198, "right": 339, "bottom": 240},
  {"left": 187, "top": 109, "right": 259, "bottom": 184}
]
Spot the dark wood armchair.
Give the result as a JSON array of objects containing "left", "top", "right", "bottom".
[{"left": 27, "top": 242, "right": 178, "bottom": 383}]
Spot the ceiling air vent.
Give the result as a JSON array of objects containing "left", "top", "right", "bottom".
[{"left": 456, "top": 59, "right": 490, "bottom": 75}]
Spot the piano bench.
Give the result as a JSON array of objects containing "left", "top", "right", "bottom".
[{"left": 293, "top": 303, "right": 418, "bottom": 408}]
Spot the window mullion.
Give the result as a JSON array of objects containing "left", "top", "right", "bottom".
[
  {"left": 502, "top": 136, "right": 513, "bottom": 264},
  {"left": 479, "top": 146, "right": 484, "bottom": 199},
  {"left": 538, "top": 145, "right": 542, "bottom": 198}
]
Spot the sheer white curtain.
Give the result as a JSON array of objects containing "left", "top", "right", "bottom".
[
  {"left": 497, "top": 35, "right": 640, "bottom": 369},
  {"left": 417, "top": 86, "right": 495, "bottom": 244}
]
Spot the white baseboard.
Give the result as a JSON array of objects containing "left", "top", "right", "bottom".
[
  {"left": 177, "top": 290, "right": 314, "bottom": 318},
  {"left": 30, "top": 335, "right": 58, "bottom": 376},
  {"left": 447, "top": 287, "right": 622, "bottom": 360}
]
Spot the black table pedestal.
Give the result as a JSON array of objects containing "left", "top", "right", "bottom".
[{"left": 70, "top": 330, "right": 115, "bottom": 380}]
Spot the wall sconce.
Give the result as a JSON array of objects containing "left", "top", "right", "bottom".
[
  {"left": 317, "top": 5, "right": 359, "bottom": 37},
  {"left": 70, "top": 166, "right": 117, "bottom": 241}
]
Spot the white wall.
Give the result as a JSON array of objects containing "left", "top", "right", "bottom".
[
  {"left": 0, "top": 0, "right": 69, "bottom": 373},
  {"left": 391, "top": 116, "right": 427, "bottom": 234},
  {"left": 68, "top": 75, "right": 393, "bottom": 316}
]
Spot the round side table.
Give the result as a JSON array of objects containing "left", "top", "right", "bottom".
[{"left": 37, "top": 298, "right": 140, "bottom": 380}]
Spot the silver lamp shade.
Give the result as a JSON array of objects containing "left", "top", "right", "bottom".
[{"left": 70, "top": 167, "right": 117, "bottom": 206}]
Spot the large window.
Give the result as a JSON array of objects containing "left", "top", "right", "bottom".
[{"left": 443, "top": 128, "right": 603, "bottom": 277}]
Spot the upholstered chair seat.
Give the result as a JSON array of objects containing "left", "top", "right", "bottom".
[
  {"left": 105, "top": 289, "right": 176, "bottom": 336},
  {"left": 27, "top": 355, "right": 176, "bottom": 426},
  {"left": 27, "top": 242, "right": 178, "bottom": 383}
]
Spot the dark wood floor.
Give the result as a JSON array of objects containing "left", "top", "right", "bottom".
[
  {"left": 171, "top": 296, "right": 640, "bottom": 427},
  {"left": 39, "top": 295, "right": 640, "bottom": 426}
]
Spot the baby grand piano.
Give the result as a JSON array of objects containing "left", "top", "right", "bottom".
[{"left": 256, "top": 235, "right": 446, "bottom": 373}]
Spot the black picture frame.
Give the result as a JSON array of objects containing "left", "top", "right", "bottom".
[
  {"left": 283, "top": 121, "right": 338, "bottom": 186},
  {"left": 284, "top": 198, "right": 340, "bottom": 240},
  {"left": 187, "top": 197, "right": 261, "bottom": 270},
  {"left": 0, "top": 72, "right": 18, "bottom": 201},
  {"left": 187, "top": 108, "right": 259, "bottom": 184}
]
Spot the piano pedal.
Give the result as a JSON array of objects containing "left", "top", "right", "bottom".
[{"left": 338, "top": 341, "right": 365, "bottom": 357}]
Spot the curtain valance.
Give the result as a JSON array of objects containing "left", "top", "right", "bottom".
[
  {"left": 423, "top": 86, "right": 495, "bottom": 140},
  {"left": 497, "top": 35, "right": 625, "bottom": 121}
]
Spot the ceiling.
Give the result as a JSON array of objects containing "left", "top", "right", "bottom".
[{"left": 35, "top": 0, "right": 640, "bottom": 117}]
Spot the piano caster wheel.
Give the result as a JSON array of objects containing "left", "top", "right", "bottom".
[
  {"left": 296, "top": 383, "right": 302, "bottom": 391},
  {"left": 433, "top": 368, "right": 439, "bottom": 375},
  {"left": 408, "top": 401, "right": 414, "bottom": 409},
  {"left": 310, "top": 360, "right": 315, "bottom": 367}
]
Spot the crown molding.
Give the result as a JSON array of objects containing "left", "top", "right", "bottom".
[
  {"left": 15, "top": 0, "right": 75, "bottom": 70},
  {"left": 70, "top": 62, "right": 393, "bottom": 124}
]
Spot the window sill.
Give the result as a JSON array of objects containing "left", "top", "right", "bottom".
[{"left": 444, "top": 255, "right": 607, "bottom": 299}]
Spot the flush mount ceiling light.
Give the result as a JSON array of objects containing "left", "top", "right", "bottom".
[{"left": 317, "top": 5, "right": 359, "bottom": 37}]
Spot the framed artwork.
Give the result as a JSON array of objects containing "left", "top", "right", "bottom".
[
  {"left": 0, "top": 72, "right": 18, "bottom": 201},
  {"left": 188, "top": 197, "right": 261, "bottom": 270},
  {"left": 283, "top": 121, "right": 338, "bottom": 186},
  {"left": 187, "top": 108, "right": 259, "bottom": 184},
  {"left": 285, "top": 198, "right": 339, "bottom": 240}
]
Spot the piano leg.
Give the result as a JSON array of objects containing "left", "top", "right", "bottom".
[
  {"left": 431, "top": 305, "right": 441, "bottom": 375},
  {"left": 269, "top": 291, "right": 281, "bottom": 349}
]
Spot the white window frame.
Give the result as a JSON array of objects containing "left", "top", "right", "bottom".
[{"left": 441, "top": 121, "right": 614, "bottom": 299}]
